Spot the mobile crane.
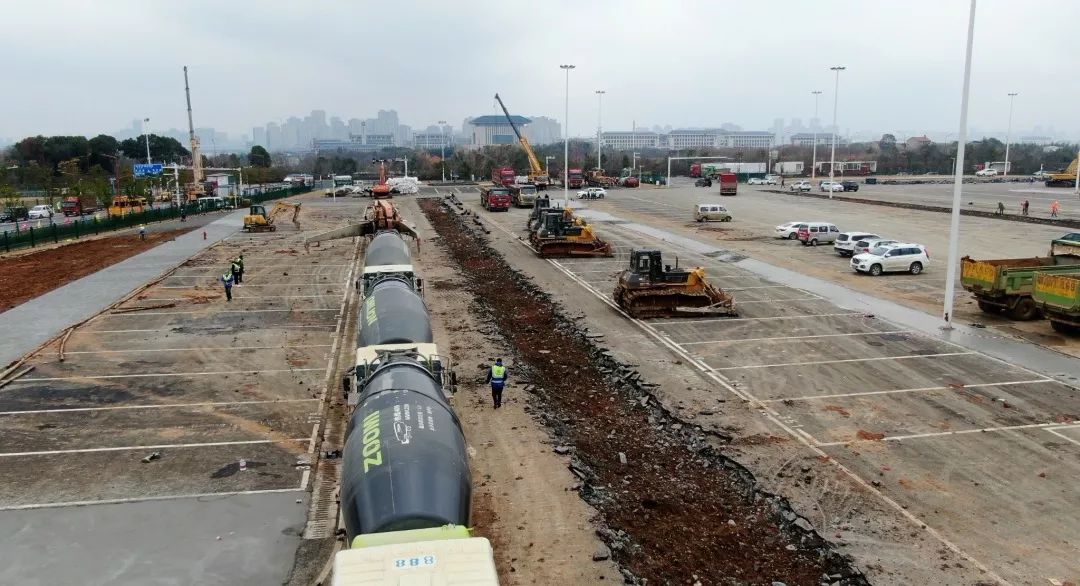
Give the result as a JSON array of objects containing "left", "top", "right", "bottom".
[
  {"left": 183, "top": 66, "right": 205, "bottom": 202},
  {"left": 494, "top": 93, "right": 549, "bottom": 189}
]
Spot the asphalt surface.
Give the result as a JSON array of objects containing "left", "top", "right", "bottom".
[{"left": 440, "top": 184, "right": 1080, "bottom": 585}]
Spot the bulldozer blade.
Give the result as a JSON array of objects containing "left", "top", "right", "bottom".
[{"left": 534, "top": 239, "right": 613, "bottom": 258}]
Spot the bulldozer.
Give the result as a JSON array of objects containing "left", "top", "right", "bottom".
[
  {"left": 1045, "top": 156, "right": 1079, "bottom": 187},
  {"left": 243, "top": 201, "right": 301, "bottom": 232},
  {"left": 613, "top": 250, "right": 736, "bottom": 319},
  {"left": 529, "top": 207, "right": 612, "bottom": 257}
]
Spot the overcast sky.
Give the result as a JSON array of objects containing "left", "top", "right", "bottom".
[{"left": 2, "top": 0, "right": 1078, "bottom": 141}]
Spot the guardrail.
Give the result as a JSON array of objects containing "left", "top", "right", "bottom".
[{"left": 1, "top": 186, "right": 311, "bottom": 253}]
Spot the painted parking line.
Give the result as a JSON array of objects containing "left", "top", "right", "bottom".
[
  {"left": 709, "top": 351, "right": 974, "bottom": 371},
  {"left": 82, "top": 325, "right": 336, "bottom": 334},
  {"left": 138, "top": 295, "right": 341, "bottom": 301},
  {"left": 681, "top": 330, "right": 913, "bottom": 345},
  {"left": 762, "top": 378, "right": 1056, "bottom": 402},
  {"left": 166, "top": 274, "right": 336, "bottom": 278},
  {"left": 0, "top": 488, "right": 306, "bottom": 512},
  {"left": 64, "top": 344, "right": 332, "bottom": 355},
  {"left": 734, "top": 297, "right": 823, "bottom": 305},
  {"left": 652, "top": 312, "right": 862, "bottom": 325},
  {"left": 104, "top": 308, "right": 340, "bottom": 317},
  {"left": 159, "top": 284, "right": 343, "bottom": 289},
  {"left": 816, "top": 422, "right": 1067, "bottom": 447},
  {"left": 1046, "top": 425, "right": 1080, "bottom": 448},
  {"left": 0, "top": 438, "right": 309, "bottom": 458},
  {"left": 0, "top": 398, "right": 320, "bottom": 416},
  {"left": 17, "top": 368, "right": 323, "bottom": 382}
]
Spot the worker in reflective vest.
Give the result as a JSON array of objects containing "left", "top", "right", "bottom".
[
  {"left": 235, "top": 254, "right": 245, "bottom": 284},
  {"left": 485, "top": 358, "right": 507, "bottom": 409},
  {"left": 230, "top": 259, "right": 242, "bottom": 286},
  {"left": 221, "top": 271, "right": 234, "bottom": 302}
]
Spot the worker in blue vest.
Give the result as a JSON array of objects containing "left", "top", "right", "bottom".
[
  {"left": 221, "top": 270, "right": 234, "bottom": 302},
  {"left": 230, "top": 258, "right": 242, "bottom": 287},
  {"left": 485, "top": 358, "right": 507, "bottom": 409}
]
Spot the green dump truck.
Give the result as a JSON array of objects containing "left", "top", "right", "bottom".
[
  {"left": 961, "top": 235, "right": 1080, "bottom": 320},
  {"left": 1033, "top": 272, "right": 1080, "bottom": 333}
]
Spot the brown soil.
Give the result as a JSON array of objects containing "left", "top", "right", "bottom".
[
  {"left": 0, "top": 229, "right": 192, "bottom": 312},
  {"left": 420, "top": 199, "right": 863, "bottom": 585},
  {"left": 856, "top": 430, "right": 886, "bottom": 441}
]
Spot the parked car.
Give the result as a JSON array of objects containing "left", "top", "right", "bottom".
[
  {"left": 747, "top": 177, "right": 765, "bottom": 185},
  {"left": 1033, "top": 170, "right": 1051, "bottom": 180},
  {"left": 775, "top": 221, "right": 806, "bottom": 239},
  {"left": 796, "top": 222, "right": 840, "bottom": 246},
  {"left": 577, "top": 187, "right": 606, "bottom": 199},
  {"left": 834, "top": 232, "right": 880, "bottom": 257},
  {"left": 851, "top": 237, "right": 898, "bottom": 256},
  {"left": 694, "top": 203, "right": 732, "bottom": 222},
  {"left": 789, "top": 180, "right": 812, "bottom": 192},
  {"left": 975, "top": 168, "right": 999, "bottom": 177},
  {"left": 819, "top": 181, "right": 845, "bottom": 192},
  {"left": 763, "top": 174, "right": 780, "bottom": 185},
  {"left": 841, "top": 180, "right": 860, "bottom": 192},
  {"left": 852, "top": 243, "right": 930, "bottom": 276},
  {"left": 694, "top": 177, "right": 712, "bottom": 187},
  {"left": 620, "top": 176, "right": 640, "bottom": 188},
  {"left": 28, "top": 205, "right": 54, "bottom": 220}
]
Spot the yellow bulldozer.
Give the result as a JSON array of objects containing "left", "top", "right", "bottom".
[
  {"left": 529, "top": 206, "right": 613, "bottom": 257},
  {"left": 1045, "top": 157, "right": 1079, "bottom": 187},
  {"left": 613, "top": 250, "right": 736, "bottom": 319},
  {"left": 243, "top": 201, "right": 301, "bottom": 232}
]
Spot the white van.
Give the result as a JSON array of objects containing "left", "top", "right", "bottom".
[{"left": 694, "top": 203, "right": 732, "bottom": 222}]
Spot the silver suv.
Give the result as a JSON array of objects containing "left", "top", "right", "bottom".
[{"left": 834, "top": 232, "right": 879, "bottom": 257}]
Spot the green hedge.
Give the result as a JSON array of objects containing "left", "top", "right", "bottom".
[{"left": 2, "top": 186, "right": 310, "bottom": 253}]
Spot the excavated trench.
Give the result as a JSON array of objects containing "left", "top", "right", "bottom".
[{"left": 421, "top": 198, "right": 866, "bottom": 585}]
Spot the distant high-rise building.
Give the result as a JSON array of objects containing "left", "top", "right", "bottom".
[
  {"left": 523, "top": 116, "right": 561, "bottom": 145},
  {"left": 330, "top": 116, "right": 347, "bottom": 140},
  {"left": 266, "top": 123, "right": 281, "bottom": 151},
  {"left": 252, "top": 127, "right": 266, "bottom": 147}
]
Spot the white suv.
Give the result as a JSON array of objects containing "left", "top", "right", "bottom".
[
  {"left": 975, "top": 168, "right": 998, "bottom": 177},
  {"left": 834, "top": 232, "right": 880, "bottom": 257},
  {"left": 789, "top": 180, "right": 812, "bottom": 192},
  {"left": 577, "top": 187, "right": 606, "bottom": 199},
  {"left": 852, "top": 243, "right": 930, "bottom": 276},
  {"left": 28, "top": 205, "right": 54, "bottom": 219},
  {"left": 819, "top": 181, "right": 845, "bottom": 192}
]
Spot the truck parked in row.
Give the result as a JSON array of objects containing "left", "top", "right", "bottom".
[
  {"left": 491, "top": 167, "right": 515, "bottom": 187},
  {"left": 961, "top": 235, "right": 1080, "bottom": 320},
  {"left": 61, "top": 194, "right": 100, "bottom": 217},
  {"left": 480, "top": 186, "right": 511, "bottom": 211}
]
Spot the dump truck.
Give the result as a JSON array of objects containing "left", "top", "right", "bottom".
[
  {"left": 529, "top": 208, "right": 612, "bottom": 257},
  {"left": 718, "top": 172, "right": 738, "bottom": 196},
  {"left": 567, "top": 168, "right": 584, "bottom": 188},
  {"left": 61, "top": 194, "right": 100, "bottom": 217},
  {"left": 1033, "top": 272, "right": 1080, "bottom": 333},
  {"left": 961, "top": 235, "right": 1080, "bottom": 319},
  {"left": 1045, "top": 156, "right": 1078, "bottom": 187},
  {"left": 613, "top": 250, "right": 736, "bottom": 319},
  {"left": 509, "top": 183, "right": 538, "bottom": 208}
]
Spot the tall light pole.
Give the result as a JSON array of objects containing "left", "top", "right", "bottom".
[
  {"left": 560, "top": 64, "right": 575, "bottom": 204},
  {"left": 942, "top": 0, "right": 977, "bottom": 330},
  {"left": 1003, "top": 92, "right": 1018, "bottom": 176},
  {"left": 545, "top": 155, "right": 555, "bottom": 177},
  {"left": 595, "top": 89, "right": 605, "bottom": 172},
  {"left": 142, "top": 117, "right": 152, "bottom": 164},
  {"left": 811, "top": 91, "right": 822, "bottom": 181},
  {"left": 438, "top": 120, "right": 447, "bottom": 181},
  {"left": 827, "top": 67, "right": 845, "bottom": 198}
]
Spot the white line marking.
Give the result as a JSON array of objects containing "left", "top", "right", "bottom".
[
  {"left": 0, "top": 398, "right": 320, "bottom": 416},
  {"left": 726, "top": 285, "right": 799, "bottom": 290},
  {"left": 816, "top": 422, "right": 1066, "bottom": 447},
  {"left": 0, "top": 438, "right": 309, "bottom": 458},
  {"left": 652, "top": 312, "right": 861, "bottom": 325},
  {"left": 0, "top": 488, "right": 306, "bottom": 511},
  {"left": 710, "top": 351, "right": 974, "bottom": 370},
  {"left": 732, "top": 297, "right": 823, "bottom": 305},
  {"left": 160, "top": 284, "right": 343, "bottom": 289},
  {"left": 166, "top": 273, "right": 334, "bottom": 278},
  {"left": 1046, "top": 428, "right": 1080, "bottom": 448},
  {"left": 64, "top": 344, "right": 331, "bottom": 355},
  {"left": 138, "top": 295, "right": 341, "bottom": 301},
  {"left": 681, "top": 330, "right": 912, "bottom": 345},
  {"left": 764, "top": 379, "right": 1056, "bottom": 402},
  {"left": 19, "top": 368, "right": 323, "bottom": 382},
  {"left": 105, "top": 308, "right": 340, "bottom": 316},
  {"left": 82, "top": 325, "right": 336, "bottom": 334}
]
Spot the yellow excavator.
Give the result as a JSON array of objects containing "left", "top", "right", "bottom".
[
  {"left": 244, "top": 201, "right": 301, "bottom": 232},
  {"left": 494, "top": 93, "right": 549, "bottom": 189},
  {"left": 1045, "top": 156, "right": 1079, "bottom": 187},
  {"left": 613, "top": 250, "right": 736, "bottom": 319}
]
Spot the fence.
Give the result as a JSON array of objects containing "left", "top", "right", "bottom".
[{"left": 1, "top": 186, "right": 311, "bottom": 253}]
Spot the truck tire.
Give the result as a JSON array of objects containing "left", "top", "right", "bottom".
[
  {"left": 1006, "top": 297, "right": 1039, "bottom": 321},
  {"left": 977, "top": 300, "right": 1001, "bottom": 314},
  {"left": 1050, "top": 320, "right": 1077, "bottom": 334}
]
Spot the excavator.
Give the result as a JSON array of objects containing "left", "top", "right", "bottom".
[
  {"left": 364, "top": 160, "right": 392, "bottom": 199},
  {"left": 494, "top": 93, "right": 549, "bottom": 189},
  {"left": 304, "top": 199, "right": 418, "bottom": 250},
  {"left": 529, "top": 206, "right": 612, "bottom": 257},
  {"left": 243, "top": 201, "right": 301, "bottom": 232},
  {"left": 613, "top": 250, "right": 736, "bottom": 319},
  {"left": 1045, "top": 156, "right": 1079, "bottom": 187}
]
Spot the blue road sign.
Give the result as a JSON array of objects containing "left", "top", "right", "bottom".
[{"left": 134, "top": 163, "right": 164, "bottom": 177}]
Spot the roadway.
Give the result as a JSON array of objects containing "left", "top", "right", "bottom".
[{"left": 438, "top": 183, "right": 1080, "bottom": 585}]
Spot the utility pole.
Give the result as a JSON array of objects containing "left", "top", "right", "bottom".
[
  {"left": 438, "top": 120, "right": 447, "bottom": 182},
  {"left": 1003, "top": 92, "right": 1018, "bottom": 176},
  {"left": 811, "top": 91, "right": 822, "bottom": 181},
  {"left": 560, "top": 64, "right": 575, "bottom": 204},
  {"left": 828, "top": 66, "right": 846, "bottom": 198},
  {"left": 142, "top": 118, "right": 152, "bottom": 164},
  {"left": 595, "top": 90, "right": 605, "bottom": 172}
]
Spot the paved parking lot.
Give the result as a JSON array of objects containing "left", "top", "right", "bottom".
[
  {"left": 0, "top": 201, "right": 360, "bottom": 583},
  {"left": 464, "top": 188, "right": 1080, "bottom": 584}
]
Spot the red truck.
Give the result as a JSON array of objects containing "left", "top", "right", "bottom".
[
  {"left": 690, "top": 163, "right": 702, "bottom": 178},
  {"left": 61, "top": 194, "right": 100, "bottom": 216},
  {"left": 491, "top": 167, "right": 516, "bottom": 187},
  {"left": 481, "top": 186, "right": 511, "bottom": 211},
  {"left": 567, "top": 168, "right": 584, "bottom": 188},
  {"left": 718, "top": 172, "right": 737, "bottom": 196}
]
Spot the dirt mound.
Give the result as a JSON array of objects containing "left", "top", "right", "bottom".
[{"left": 421, "top": 198, "right": 865, "bottom": 585}]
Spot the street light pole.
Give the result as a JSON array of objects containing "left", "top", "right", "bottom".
[
  {"left": 142, "top": 118, "right": 152, "bottom": 164},
  {"left": 560, "top": 64, "right": 575, "bottom": 205},
  {"left": 811, "top": 91, "right": 822, "bottom": 182},
  {"left": 828, "top": 67, "right": 845, "bottom": 198},
  {"left": 942, "top": 0, "right": 978, "bottom": 330},
  {"left": 1003, "top": 92, "right": 1017, "bottom": 176},
  {"left": 545, "top": 155, "right": 555, "bottom": 177},
  {"left": 438, "top": 120, "right": 447, "bottom": 182},
  {"left": 595, "top": 90, "right": 605, "bottom": 172}
]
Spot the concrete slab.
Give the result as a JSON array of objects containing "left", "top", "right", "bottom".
[{"left": 0, "top": 491, "right": 308, "bottom": 586}]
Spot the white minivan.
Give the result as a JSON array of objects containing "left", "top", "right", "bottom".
[
  {"left": 694, "top": 203, "right": 732, "bottom": 222},
  {"left": 796, "top": 222, "right": 840, "bottom": 246}
]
